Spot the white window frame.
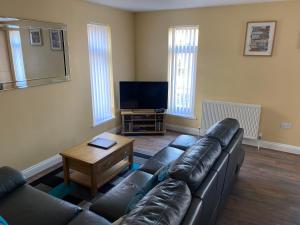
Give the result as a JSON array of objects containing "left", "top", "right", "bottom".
[
  {"left": 87, "top": 23, "right": 115, "bottom": 127},
  {"left": 167, "top": 25, "right": 199, "bottom": 119}
]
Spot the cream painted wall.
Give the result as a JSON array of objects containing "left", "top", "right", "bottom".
[
  {"left": 135, "top": 1, "right": 300, "bottom": 147},
  {"left": 0, "top": 0, "right": 135, "bottom": 170}
]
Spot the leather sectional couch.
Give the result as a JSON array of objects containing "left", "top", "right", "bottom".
[{"left": 0, "top": 118, "right": 244, "bottom": 225}]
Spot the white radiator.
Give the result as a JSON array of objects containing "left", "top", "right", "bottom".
[{"left": 201, "top": 100, "right": 261, "bottom": 139}]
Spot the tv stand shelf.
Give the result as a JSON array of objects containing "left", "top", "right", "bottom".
[{"left": 121, "top": 110, "right": 166, "bottom": 135}]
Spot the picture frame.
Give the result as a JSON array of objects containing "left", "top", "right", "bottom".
[
  {"left": 29, "top": 28, "right": 43, "bottom": 46},
  {"left": 49, "top": 29, "right": 63, "bottom": 51},
  {"left": 244, "top": 21, "right": 277, "bottom": 56}
]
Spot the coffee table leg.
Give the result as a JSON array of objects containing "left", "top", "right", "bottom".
[
  {"left": 129, "top": 142, "right": 134, "bottom": 169},
  {"left": 91, "top": 166, "right": 97, "bottom": 197},
  {"left": 63, "top": 157, "right": 70, "bottom": 185}
]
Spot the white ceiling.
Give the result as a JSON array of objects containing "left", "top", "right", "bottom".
[{"left": 87, "top": 0, "right": 289, "bottom": 12}]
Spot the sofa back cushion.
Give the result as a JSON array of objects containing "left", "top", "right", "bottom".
[
  {"left": 0, "top": 167, "right": 26, "bottom": 199},
  {"left": 168, "top": 138, "right": 221, "bottom": 193},
  {"left": 120, "top": 178, "right": 191, "bottom": 225},
  {"left": 205, "top": 118, "right": 240, "bottom": 149}
]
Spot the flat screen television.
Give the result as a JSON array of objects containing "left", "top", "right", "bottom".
[{"left": 119, "top": 81, "right": 168, "bottom": 110}]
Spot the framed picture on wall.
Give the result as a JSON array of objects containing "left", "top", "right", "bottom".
[
  {"left": 29, "top": 28, "right": 43, "bottom": 46},
  {"left": 244, "top": 21, "right": 277, "bottom": 56},
  {"left": 49, "top": 29, "right": 62, "bottom": 51}
]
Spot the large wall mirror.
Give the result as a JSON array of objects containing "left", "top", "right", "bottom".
[{"left": 0, "top": 17, "right": 70, "bottom": 91}]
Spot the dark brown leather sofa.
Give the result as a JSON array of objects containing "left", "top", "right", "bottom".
[{"left": 0, "top": 118, "right": 244, "bottom": 225}]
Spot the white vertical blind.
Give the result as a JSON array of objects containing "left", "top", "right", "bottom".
[
  {"left": 9, "top": 30, "right": 26, "bottom": 86},
  {"left": 87, "top": 24, "right": 114, "bottom": 126},
  {"left": 168, "top": 26, "right": 199, "bottom": 118}
]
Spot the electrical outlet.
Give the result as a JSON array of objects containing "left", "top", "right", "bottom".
[{"left": 280, "top": 122, "right": 292, "bottom": 129}]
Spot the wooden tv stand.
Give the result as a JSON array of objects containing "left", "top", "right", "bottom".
[{"left": 121, "top": 110, "right": 166, "bottom": 135}]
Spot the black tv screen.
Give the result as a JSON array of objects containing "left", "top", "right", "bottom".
[{"left": 120, "top": 82, "right": 168, "bottom": 109}]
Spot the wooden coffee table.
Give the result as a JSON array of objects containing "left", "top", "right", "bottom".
[{"left": 60, "top": 132, "right": 134, "bottom": 196}]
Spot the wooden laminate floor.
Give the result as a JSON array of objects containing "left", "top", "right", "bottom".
[
  {"left": 133, "top": 132, "right": 300, "bottom": 225},
  {"left": 132, "top": 131, "right": 179, "bottom": 156},
  {"left": 217, "top": 145, "right": 300, "bottom": 225}
]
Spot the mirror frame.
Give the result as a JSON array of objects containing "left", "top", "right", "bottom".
[{"left": 0, "top": 17, "right": 70, "bottom": 92}]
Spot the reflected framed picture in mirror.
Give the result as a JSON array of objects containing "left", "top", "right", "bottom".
[
  {"left": 29, "top": 28, "right": 43, "bottom": 46},
  {"left": 50, "top": 29, "right": 62, "bottom": 50}
]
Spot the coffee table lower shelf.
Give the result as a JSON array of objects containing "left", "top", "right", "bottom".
[{"left": 70, "top": 160, "right": 130, "bottom": 190}]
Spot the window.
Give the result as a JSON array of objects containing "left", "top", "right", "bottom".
[
  {"left": 168, "top": 26, "right": 199, "bottom": 118},
  {"left": 87, "top": 24, "right": 115, "bottom": 126},
  {"left": 9, "top": 30, "right": 26, "bottom": 86}
]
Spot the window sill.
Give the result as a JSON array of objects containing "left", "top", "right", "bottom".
[
  {"left": 167, "top": 113, "right": 197, "bottom": 120},
  {"left": 93, "top": 116, "right": 115, "bottom": 128}
]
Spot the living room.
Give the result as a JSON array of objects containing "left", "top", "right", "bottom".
[{"left": 0, "top": 0, "right": 300, "bottom": 224}]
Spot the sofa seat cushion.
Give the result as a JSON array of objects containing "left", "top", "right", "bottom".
[
  {"left": 120, "top": 178, "right": 191, "bottom": 225},
  {"left": 139, "top": 147, "right": 184, "bottom": 174},
  {"left": 90, "top": 170, "right": 152, "bottom": 222},
  {"left": 0, "top": 167, "right": 26, "bottom": 199},
  {"left": 205, "top": 118, "right": 240, "bottom": 149},
  {"left": 0, "top": 185, "right": 81, "bottom": 225},
  {"left": 169, "top": 138, "right": 221, "bottom": 193},
  {"left": 169, "top": 135, "right": 199, "bottom": 151},
  {"left": 67, "top": 211, "right": 111, "bottom": 225}
]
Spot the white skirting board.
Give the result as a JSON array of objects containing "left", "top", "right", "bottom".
[
  {"left": 242, "top": 138, "right": 300, "bottom": 155},
  {"left": 22, "top": 126, "right": 122, "bottom": 179},
  {"left": 166, "top": 123, "right": 202, "bottom": 136},
  {"left": 166, "top": 123, "right": 300, "bottom": 155},
  {"left": 22, "top": 154, "right": 62, "bottom": 179}
]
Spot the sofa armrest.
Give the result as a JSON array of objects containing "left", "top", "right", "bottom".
[{"left": 0, "top": 166, "right": 26, "bottom": 199}]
